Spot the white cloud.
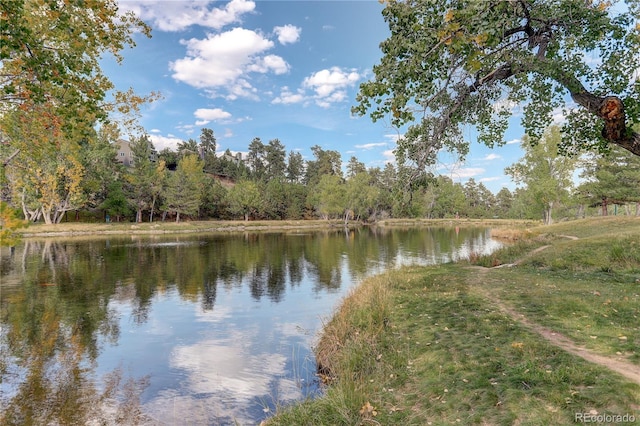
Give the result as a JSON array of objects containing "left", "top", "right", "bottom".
[
  {"left": 247, "top": 54, "right": 289, "bottom": 74},
  {"left": 492, "top": 98, "right": 518, "bottom": 114},
  {"left": 505, "top": 138, "right": 522, "bottom": 145},
  {"left": 482, "top": 153, "right": 502, "bottom": 161},
  {"left": 449, "top": 167, "right": 485, "bottom": 179},
  {"left": 121, "top": 0, "right": 256, "bottom": 32},
  {"left": 194, "top": 108, "right": 232, "bottom": 123},
  {"left": 272, "top": 87, "right": 305, "bottom": 105},
  {"left": 149, "top": 134, "right": 184, "bottom": 151},
  {"left": 479, "top": 176, "right": 501, "bottom": 183},
  {"left": 171, "top": 28, "right": 288, "bottom": 98},
  {"left": 355, "top": 142, "right": 387, "bottom": 149},
  {"left": 384, "top": 134, "right": 403, "bottom": 144},
  {"left": 302, "top": 67, "right": 360, "bottom": 108},
  {"left": 552, "top": 105, "right": 570, "bottom": 124},
  {"left": 273, "top": 24, "right": 301, "bottom": 44},
  {"left": 382, "top": 150, "right": 396, "bottom": 163},
  {"left": 175, "top": 124, "right": 195, "bottom": 135}
]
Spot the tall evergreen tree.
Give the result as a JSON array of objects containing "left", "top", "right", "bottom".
[
  {"left": 265, "top": 139, "right": 287, "bottom": 181},
  {"left": 286, "top": 151, "right": 305, "bottom": 183},
  {"left": 200, "top": 128, "right": 217, "bottom": 172},
  {"left": 247, "top": 137, "right": 266, "bottom": 180},
  {"left": 126, "top": 135, "right": 157, "bottom": 222},
  {"left": 578, "top": 145, "right": 640, "bottom": 215}
]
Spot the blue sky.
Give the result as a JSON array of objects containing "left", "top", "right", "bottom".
[{"left": 106, "top": 0, "right": 529, "bottom": 193}]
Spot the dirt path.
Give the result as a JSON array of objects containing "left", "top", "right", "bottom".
[{"left": 468, "top": 239, "right": 640, "bottom": 386}]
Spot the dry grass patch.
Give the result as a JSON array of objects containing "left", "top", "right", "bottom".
[{"left": 489, "top": 227, "right": 536, "bottom": 241}]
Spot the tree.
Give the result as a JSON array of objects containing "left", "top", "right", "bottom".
[
  {"left": 0, "top": 202, "right": 28, "bottom": 247},
  {"left": 80, "top": 125, "right": 124, "bottom": 215},
  {"left": 226, "top": 179, "right": 263, "bottom": 221},
  {"left": 265, "top": 139, "right": 287, "bottom": 181},
  {"left": 286, "top": 151, "right": 305, "bottom": 183},
  {"left": 353, "top": 0, "right": 640, "bottom": 170},
  {"left": 199, "top": 128, "right": 217, "bottom": 172},
  {"left": 1, "top": 0, "right": 155, "bottom": 165},
  {"left": 577, "top": 145, "right": 640, "bottom": 215},
  {"left": 346, "top": 156, "right": 367, "bottom": 178},
  {"left": 125, "top": 136, "right": 158, "bottom": 223},
  {"left": 304, "top": 145, "right": 342, "bottom": 185},
  {"left": 100, "top": 181, "right": 130, "bottom": 222},
  {"left": 505, "top": 126, "right": 577, "bottom": 224},
  {"left": 4, "top": 107, "right": 86, "bottom": 224},
  {"left": 495, "top": 187, "right": 514, "bottom": 218},
  {"left": 345, "top": 172, "right": 379, "bottom": 223},
  {"left": 158, "top": 148, "right": 178, "bottom": 171},
  {"left": 263, "top": 179, "right": 289, "bottom": 219},
  {"left": 428, "top": 176, "right": 466, "bottom": 218},
  {"left": 200, "top": 175, "right": 228, "bottom": 219},
  {"left": 373, "top": 163, "right": 398, "bottom": 216},
  {"left": 247, "top": 138, "right": 266, "bottom": 179},
  {"left": 464, "top": 179, "right": 496, "bottom": 218},
  {"left": 309, "top": 174, "right": 346, "bottom": 220},
  {"left": 165, "top": 155, "right": 204, "bottom": 222},
  {"left": 148, "top": 160, "right": 167, "bottom": 222}
]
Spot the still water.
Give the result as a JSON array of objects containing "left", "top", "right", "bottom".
[{"left": 0, "top": 226, "right": 501, "bottom": 425}]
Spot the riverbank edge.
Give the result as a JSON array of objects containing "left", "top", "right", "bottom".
[
  {"left": 264, "top": 216, "right": 640, "bottom": 425},
  {"left": 15, "top": 218, "right": 537, "bottom": 238}
]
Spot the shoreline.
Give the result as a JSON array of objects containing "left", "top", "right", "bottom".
[{"left": 15, "top": 218, "right": 537, "bottom": 238}]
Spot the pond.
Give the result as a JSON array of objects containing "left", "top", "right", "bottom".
[{"left": 0, "top": 226, "right": 501, "bottom": 425}]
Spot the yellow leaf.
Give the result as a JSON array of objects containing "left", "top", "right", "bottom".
[
  {"left": 359, "top": 401, "right": 378, "bottom": 417},
  {"left": 444, "top": 9, "right": 455, "bottom": 22}
]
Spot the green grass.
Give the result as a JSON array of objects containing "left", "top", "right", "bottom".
[{"left": 266, "top": 217, "right": 640, "bottom": 425}]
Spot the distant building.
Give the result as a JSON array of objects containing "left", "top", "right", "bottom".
[
  {"left": 221, "top": 151, "right": 244, "bottom": 166},
  {"left": 115, "top": 139, "right": 157, "bottom": 167}
]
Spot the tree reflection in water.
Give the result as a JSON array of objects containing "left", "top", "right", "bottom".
[{"left": 1, "top": 240, "right": 148, "bottom": 425}]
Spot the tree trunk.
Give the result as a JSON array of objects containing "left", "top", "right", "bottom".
[
  {"left": 176, "top": 211, "right": 180, "bottom": 222},
  {"left": 42, "top": 208, "right": 52, "bottom": 224},
  {"left": 150, "top": 196, "right": 156, "bottom": 222},
  {"left": 602, "top": 197, "right": 608, "bottom": 216},
  {"left": 543, "top": 202, "right": 553, "bottom": 225}
]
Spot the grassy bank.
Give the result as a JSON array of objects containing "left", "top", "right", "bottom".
[{"left": 267, "top": 216, "right": 640, "bottom": 425}]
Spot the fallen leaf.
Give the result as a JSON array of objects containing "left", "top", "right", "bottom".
[{"left": 359, "top": 401, "right": 378, "bottom": 417}]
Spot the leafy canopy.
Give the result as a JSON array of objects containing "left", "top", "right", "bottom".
[
  {"left": 1, "top": 0, "right": 157, "bottom": 142},
  {"left": 353, "top": 0, "right": 640, "bottom": 168}
]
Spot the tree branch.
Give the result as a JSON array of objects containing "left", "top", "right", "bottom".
[
  {"left": 550, "top": 68, "right": 640, "bottom": 156},
  {"left": 2, "top": 149, "right": 20, "bottom": 167}
]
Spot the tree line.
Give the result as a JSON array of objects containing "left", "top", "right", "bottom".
[{"left": 4, "top": 122, "right": 638, "bottom": 225}]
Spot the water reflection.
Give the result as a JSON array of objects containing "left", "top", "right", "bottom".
[{"left": 0, "top": 227, "right": 500, "bottom": 424}]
